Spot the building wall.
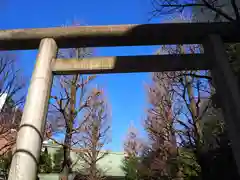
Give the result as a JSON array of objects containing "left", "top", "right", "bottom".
[
  {"left": 38, "top": 173, "right": 75, "bottom": 180},
  {"left": 41, "top": 144, "right": 125, "bottom": 178},
  {"left": 38, "top": 173, "right": 124, "bottom": 180}
]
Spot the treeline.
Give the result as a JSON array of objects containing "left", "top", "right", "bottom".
[
  {"left": 121, "top": 0, "right": 240, "bottom": 178},
  {"left": 121, "top": 44, "right": 240, "bottom": 180}
]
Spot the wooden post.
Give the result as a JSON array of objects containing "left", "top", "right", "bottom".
[
  {"left": 203, "top": 34, "right": 240, "bottom": 175},
  {"left": 8, "top": 38, "right": 57, "bottom": 180}
]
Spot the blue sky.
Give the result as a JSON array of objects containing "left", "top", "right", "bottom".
[{"left": 0, "top": 0, "right": 169, "bottom": 151}]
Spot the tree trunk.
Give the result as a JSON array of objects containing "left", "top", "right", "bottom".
[
  {"left": 61, "top": 130, "right": 72, "bottom": 180},
  {"left": 185, "top": 77, "right": 205, "bottom": 179},
  {"left": 60, "top": 75, "right": 77, "bottom": 180},
  {"left": 89, "top": 122, "right": 98, "bottom": 180}
]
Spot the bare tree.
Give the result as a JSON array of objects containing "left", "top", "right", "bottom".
[
  {"left": 75, "top": 88, "right": 111, "bottom": 180},
  {"left": 155, "top": 44, "right": 213, "bottom": 178},
  {"left": 143, "top": 69, "right": 184, "bottom": 180},
  {"left": 0, "top": 52, "right": 25, "bottom": 156},
  {"left": 150, "top": 0, "right": 240, "bottom": 22},
  {"left": 162, "top": 45, "right": 210, "bottom": 147},
  {"left": 47, "top": 55, "right": 98, "bottom": 180},
  {"left": 124, "top": 123, "right": 143, "bottom": 158},
  {"left": 121, "top": 123, "right": 144, "bottom": 180},
  {"left": 45, "top": 22, "right": 99, "bottom": 180}
]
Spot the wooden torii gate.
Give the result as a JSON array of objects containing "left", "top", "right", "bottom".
[{"left": 0, "top": 22, "right": 240, "bottom": 180}]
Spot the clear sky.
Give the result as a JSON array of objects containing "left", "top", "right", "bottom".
[{"left": 0, "top": 0, "right": 167, "bottom": 151}]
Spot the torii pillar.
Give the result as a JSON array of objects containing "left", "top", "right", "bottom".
[{"left": 8, "top": 38, "right": 57, "bottom": 180}]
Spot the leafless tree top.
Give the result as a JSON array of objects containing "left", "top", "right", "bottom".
[{"left": 150, "top": 0, "right": 240, "bottom": 22}]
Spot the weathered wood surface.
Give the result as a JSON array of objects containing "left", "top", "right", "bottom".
[
  {"left": 204, "top": 34, "right": 240, "bottom": 176},
  {"left": 8, "top": 38, "right": 58, "bottom": 180},
  {"left": 0, "top": 22, "right": 239, "bottom": 50},
  {"left": 53, "top": 54, "right": 211, "bottom": 74}
]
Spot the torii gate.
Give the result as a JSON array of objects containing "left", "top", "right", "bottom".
[{"left": 0, "top": 22, "right": 240, "bottom": 180}]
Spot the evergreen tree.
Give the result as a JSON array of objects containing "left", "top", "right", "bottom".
[
  {"left": 121, "top": 124, "right": 143, "bottom": 180},
  {"left": 0, "top": 151, "right": 12, "bottom": 177},
  {"left": 121, "top": 156, "right": 140, "bottom": 180},
  {"left": 76, "top": 88, "right": 111, "bottom": 180},
  {"left": 38, "top": 148, "right": 53, "bottom": 173}
]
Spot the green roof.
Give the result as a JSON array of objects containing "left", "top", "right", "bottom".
[{"left": 42, "top": 144, "right": 125, "bottom": 177}]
